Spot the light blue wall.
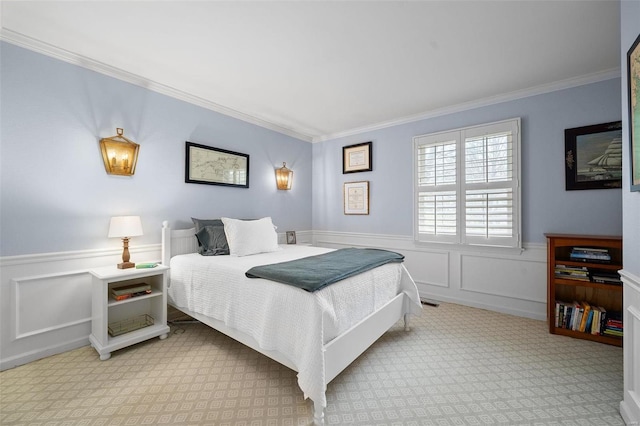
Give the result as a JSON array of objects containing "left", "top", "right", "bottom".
[
  {"left": 621, "top": 0, "right": 640, "bottom": 276},
  {"left": 313, "top": 79, "right": 623, "bottom": 244},
  {"left": 0, "top": 41, "right": 626, "bottom": 256},
  {"left": 0, "top": 42, "right": 313, "bottom": 256}
]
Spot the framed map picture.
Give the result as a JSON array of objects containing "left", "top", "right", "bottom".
[
  {"left": 185, "top": 142, "right": 249, "bottom": 188},
  {"left": 628, "top": 32, "right": 640, "bottom": 192}
]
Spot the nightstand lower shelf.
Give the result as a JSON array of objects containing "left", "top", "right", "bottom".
[
  {"left": 90, "top": 323, "right": 170, "bottom": 360},
  {"left": 89, "top": 265, "right": 170, "bottom": 360}
]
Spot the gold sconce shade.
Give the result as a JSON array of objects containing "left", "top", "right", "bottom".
[
  {"left": 100, "top": 128, "right": 140, "bottom": 176},
  {"left": 275, "top": 162, "right": 293, "bottom": 190}
]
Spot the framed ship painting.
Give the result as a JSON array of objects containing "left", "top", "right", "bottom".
[
  {"left": 628, "top": 32, "right": 640, "bottom": 192},
  {"left": 564, "top": 121, "right": 622, "bottom": 190}
]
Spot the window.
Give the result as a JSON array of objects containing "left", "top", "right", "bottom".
[{"left": 414, "top": 118, "right": 521, "bottom": 248}]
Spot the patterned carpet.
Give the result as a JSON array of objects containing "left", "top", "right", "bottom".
[{"left": 0, "top": 302, "right": 624, "bottom": 426}]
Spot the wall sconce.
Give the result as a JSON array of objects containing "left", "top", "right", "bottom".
[
  {"left": 108, "top": 215, "right": 143, "bottom": 269},
  {"left": 100, "top": 128, "right": 140, "bottom": 176},
  {"left": 275, "top": 162, "right": 293, "bottom": 190}
]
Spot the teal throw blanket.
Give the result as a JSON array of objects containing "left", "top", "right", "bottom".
[{"left": 245, "top": 248, "right": 404, "bottom": 292}]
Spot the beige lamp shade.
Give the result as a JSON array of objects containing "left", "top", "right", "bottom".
[
  {"left": 108, "top": 216, "right": 143, "bottom": 238},
  {"left": 275, "top": 162, "right": 293, "bottom": 190}
]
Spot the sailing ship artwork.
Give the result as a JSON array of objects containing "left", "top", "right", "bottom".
[{"left": 565, "top": 121, "right": 623, "bottom": 190}]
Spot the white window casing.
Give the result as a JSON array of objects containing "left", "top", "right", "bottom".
[{"left": 414, "top": 118, "right": 521, "bottom": 249}]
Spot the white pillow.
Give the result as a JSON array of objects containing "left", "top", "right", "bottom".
[{"left": 221, "top": 217, "right": 279, "bottom": 257}]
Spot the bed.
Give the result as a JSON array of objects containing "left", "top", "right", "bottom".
[{"left": 160, "top": 219, "right": 422, "bottom": 424}]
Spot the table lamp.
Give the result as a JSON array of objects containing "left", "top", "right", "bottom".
[{"left": 108, "top": 216, "right": 143, "bottom": 269}]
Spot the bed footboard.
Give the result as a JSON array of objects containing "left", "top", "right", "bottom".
[{"left": 323, "top": 293, "right": 406, "bottom": 384}]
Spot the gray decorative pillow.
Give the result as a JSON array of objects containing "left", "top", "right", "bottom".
[
  {"left": 191, "top": 218, "right": 229, "bottom": 256},
  {"left": 191, "top": 218, "right": 223, "bottom": 233}
]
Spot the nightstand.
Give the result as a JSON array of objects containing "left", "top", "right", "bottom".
[{"left": 89, "top": 265, "right": 170, "bottom": 360}]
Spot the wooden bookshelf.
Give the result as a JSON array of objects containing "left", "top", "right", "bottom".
[{"left": 545, "top": 233, "right": 622, "bottom": 346}]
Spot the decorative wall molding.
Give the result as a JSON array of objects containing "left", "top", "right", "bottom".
[
  {"left": 312, "top": 230, "right": 547, "bottom": 320},
  {"left": 620, "top": 269, "right": 640, "bottom": 426},
  {"left": 312, "top": 69, "right": 621, "bottom": 142},
  {"left": 13, "top": 271, "right": 90, "bottom": 340},
  {"left": 0, "top": 231, "right": 310, "bottom": 370},
  {"left": 0, "top": 244, "right": 163, "bottom": 371},
  {"left": 0, "top": 29, "right": 314, "bottom": 143},
  {"left": 0, "top": 231, "right": 547, "bottom": 371},
  {"left": 0, "top": 29, "right": 620, "bottom": 145},
  {"left": 0, "top": 244, "right": 160, "bottom": 267}
]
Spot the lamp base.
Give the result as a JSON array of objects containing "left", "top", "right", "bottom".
[{"left": 117, "top": 261, "right": 135, "bottom": 269}]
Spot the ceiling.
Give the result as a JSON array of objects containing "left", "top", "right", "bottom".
[{"left": 0, "top": 1, "right": 621, "bottom": 142}]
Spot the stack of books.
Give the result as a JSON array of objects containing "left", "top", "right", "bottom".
[
  {"left": 554, "top": 264, "right": 589, "bottom": 281},
  {"left": 569, "top": 247, "right": 611, "bottom": 263},
  {"left": 110, "top": 282, "right": 151, "bottom": 301},
  {"left": 591, "top": 272, "right": 622, "bottom": 285},
  {"left": 602, "top": 313, "right": 623, "bottom": 337},
  {"left": 554, "top": 300, "right": 618, "bottom": 336}
]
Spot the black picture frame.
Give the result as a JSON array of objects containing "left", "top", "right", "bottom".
[
  {"left": 342, "top": 141, "right": 372, "bottom": 174},
  {"left": 286, "top": 231, "right": 297, "bottom": 244},
  {"left": 564, "top": 121, "right": 622, "bottom": 190},
  {"left": 185, "top": 142, "right": 249, "bottom": 188},
  {"left": 628, "top": 32, "right": 640, "bottom": 192}
]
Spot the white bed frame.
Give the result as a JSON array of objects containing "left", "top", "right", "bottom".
[{"left": 161, "top": 221, "right": 412, "bottom": 424}]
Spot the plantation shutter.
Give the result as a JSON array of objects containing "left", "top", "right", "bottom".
[
  {"left": 415, "top": 131, "right": 459, "bottom": 243},
  {"left": 414, "top": 119, "right": 521, "bottom": 248}
]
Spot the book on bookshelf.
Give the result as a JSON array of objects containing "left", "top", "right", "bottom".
[
  {"left": 591, "top": 273, "right": 622, "bottom": 285},
  {"left": 554, "top": 265, "right": 590, "bottom": 281},
  {"left": 578, "top": 302, "right": 591, "bottom": 332},
  {"left": 602, "top": 313, "right": 623, "bottom": 337},
  {"left": 554, "top": 301, "right": 615, "bottom": 337},
  {"left": 569, "top": 247, "right": 611, "bottom": 262}
]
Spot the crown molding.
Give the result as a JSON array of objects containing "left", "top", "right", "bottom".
[
  {"left": 1, "top": 29, "right": 621, "bottom": 145},
  {"left": 312, "top": 68, "right": 622, "bottom": 143},
  {"left": 0, "top": 29, "right": 314, "bottom": 143}
]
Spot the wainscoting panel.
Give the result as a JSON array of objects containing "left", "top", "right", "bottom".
[
  {"left": 0, "top": 244, "right": 161, "bottom": 371},
  {"left": 312, "top": 231, "right": 548, "bottom": 321},
  {"left": 461, "top": 253, "right": 546, "bottom": 302},
  {"left": 1, "top": 231, "right": 308, "bottom": 371},
  {"left": 400, "top": 249, "right": 450, "bottom": 288},
  {"left": 620, "top": 269, "right": 640, "bottom": 426},
  {"left": 14, "top": 271, "right": 91, "bottom": 340},
  {"left": 2, "top": 231, "right": 549, "bottom": 371}
]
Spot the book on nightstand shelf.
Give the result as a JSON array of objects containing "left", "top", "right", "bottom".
[{"left": 110, "top": 282, "right": 151, "bottom": 301}]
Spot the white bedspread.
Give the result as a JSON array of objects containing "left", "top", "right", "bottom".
[{"left": 168, "top": 245, "right": 421, "bottom": 408}]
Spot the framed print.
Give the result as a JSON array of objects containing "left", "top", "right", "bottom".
[
  {"left": 185, "top": 142, "right": 249, "bottom": 188},
  {"left": 564, "top": 121, "right": 622, "bottom": 190},
  {"left": 628, "top": 32, "right": 640, "bottom": 191},
  {"left": 342, "top": 141, "right": 372, "bottom": 174},
  {"left": 286, "top": 231, "right": 297, "bottom": 244},
  {"left": 343, "top": 181, "right": 369, "bottom": 215}
]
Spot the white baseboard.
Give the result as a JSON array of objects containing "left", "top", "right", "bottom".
[{"left": 0, "top": 337, "right": 89, "bottom": 371}]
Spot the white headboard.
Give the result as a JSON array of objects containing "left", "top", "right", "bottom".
[{"left": 161, "top": 221, "right": 198, "bottom": 265}]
